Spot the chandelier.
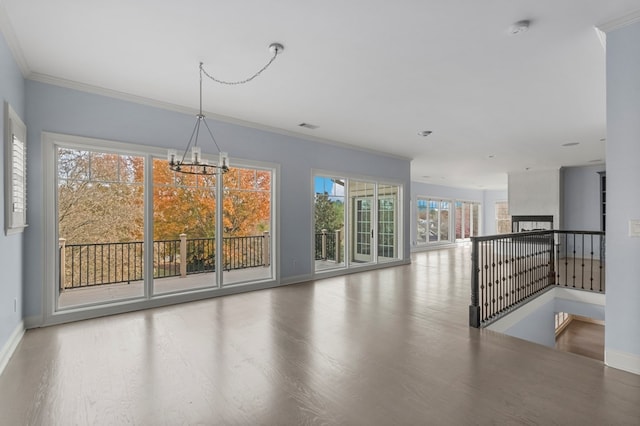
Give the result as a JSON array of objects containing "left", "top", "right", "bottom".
[{"left": 168, "top": 43, "right": 284, "bottom": 175}]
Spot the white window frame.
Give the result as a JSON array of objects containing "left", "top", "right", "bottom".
[
  {"left": 312, "top": 169, "right": 404, "bottom": 274},
  {"left": 454, "top": 200, "right": 482, "bottom": 241},
  {"left": 4, "top": 102, "right": 27, "bottom": 235},
  {"left": 416, "top": 196, "right": 452, "bottom": 245},
  {"left": 42, "top": 132, "right": 279, "bottom": 325}
]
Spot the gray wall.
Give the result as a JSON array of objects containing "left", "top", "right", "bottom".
[
  {"left": 491, "top": 290, "right": 605, "bottom": 349},
  {"left": 505, "top": 299, "right": 557, "bottom": 348},
  {"left": 562, "top": 165, "right": 603, "bottom": 231},
  {"left": 606, "top": 21, "right": 640, "bottom": 371},
  {"left": 0, "top": 31, "right": 25, "bottom": 354},
  {"left": 23, "top": 80, "right": 411, "bottom": 322},
  {"left": 482, "top": 189, "right": 508, "bottom": 235}
]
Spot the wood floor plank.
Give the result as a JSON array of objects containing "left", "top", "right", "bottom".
[
  {"left": 1, "top": 246, "right": 639, "bottom": 425},
  {"left": 556, "top": 319, "right": 605, "bottom": 361}
]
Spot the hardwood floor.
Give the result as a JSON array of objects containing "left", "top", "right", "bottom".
[
  {"left": 556, "top": 319, "right": 605, "bottom": 362},
  {"left": 1, "top": 246, "right": 639, "bottom": 425}
]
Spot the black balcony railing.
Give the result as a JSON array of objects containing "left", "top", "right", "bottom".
[
  {"left": 62, "top": 241, "right": 145, "bottom": 288},
  {"left": 186, "top": 237, "right": 216, "bottom": 274},
  {"left": 223, "top": 235, "right": 265, "bottom": 270},
  {"left": 155, "top": 239, "right": 181, "bottom": 278},
  {"left": 314, "top": 230, "right": 340, "bottom": 261},
  {"left": 469, "top": 230, "right": 605, "bottom": 328},
  {"left": 60, "top": 233, "right": 269, "bottom": 289}
]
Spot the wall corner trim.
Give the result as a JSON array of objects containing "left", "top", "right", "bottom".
[
  {"left": 605, "top": 349, "right": 640, "bottom": 376},
  {"left": 0, "top": 320, "right": 25, "bottom": 376}
]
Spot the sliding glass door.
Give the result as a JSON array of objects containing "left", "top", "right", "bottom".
[
  {"left": 314, "top": 173, "right": 402, "bottom": 272},
  {"left": 416, "top": 197, "right": 451, "bottom": 246},
  {"left": 152, "top": 157, "right": 218, "bottom": 295},
  {"left": 378, "top": 184, "right": 398, "bottom": 262},
  {"left": 51, "top": 134, "right": 276, "bottom": 313},
  {"left": 314, "top": 176, "right": 346, "bottom": 271},
  {"left": 222, "top": 166, "right": 273, "bottom": 286},
  {"left": 349, "top": 181, "right": 375, "bottom": 264},
  {"left": 57, "top": 147, "right": 146, "bottom": 308}
]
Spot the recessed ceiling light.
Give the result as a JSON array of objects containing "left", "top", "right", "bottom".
[
  {"left": 509, "top": 20, "right": 530, "bottom": 35},
  {"left": 298, "top": 123, "right": 319, "bottom": 130},
  {"left": 418, "top": 130, "right": 433, "bottom": 137},
  {"left": 562, "top": 142, "right": 580, "bottom": 147}
]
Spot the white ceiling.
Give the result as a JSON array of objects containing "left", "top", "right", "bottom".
[{"left": 2, "top": 1, "right": 640, "bottom": 189}]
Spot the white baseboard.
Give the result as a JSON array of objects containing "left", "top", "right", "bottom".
[
  {"left": 24, "top": 315, "right": 43, "bottom": 329},
  {"left": 0, "top": 320, "right": 25, "bottom": 376},
  {"left": 280, "top": 273, "right": 313, "bottom": 286},
  {"left": 605, "top": 349, "right": 640, "bottom": 375}
]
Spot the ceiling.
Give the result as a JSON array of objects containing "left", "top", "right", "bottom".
[{"left": 2, "top": 1, "right": 640, "bottom": 189}]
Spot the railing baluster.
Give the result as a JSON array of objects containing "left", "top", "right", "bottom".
[
  {"left": 469, "top": 230, "right": 605, "bottom": 328},
  {"left": 590, "top": 234, "right": 594, "bottom": 291}
]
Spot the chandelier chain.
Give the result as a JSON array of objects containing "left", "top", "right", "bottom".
[{"left": 200, "top": 48, "right": 280, "bottom": 86}]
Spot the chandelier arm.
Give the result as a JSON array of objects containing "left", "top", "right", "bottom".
[
  {"left": 201, "top": 119, "right": 223, "bottom": 153},
  {"left": 200, "top": 48, "right": 280, "bottom": 86},
  {"left": 194, "top": 116, "right": 202, "bottom": 148},
  {"left": 180, "top": 118, "right": 201, "bottom": 163}
]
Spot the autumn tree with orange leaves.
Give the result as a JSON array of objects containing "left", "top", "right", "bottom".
[
  {"left": 59, "top": 152, "right": 271, "bottom": 245},
  {"left": 152, "top": 158, "right": 271, "bottom": 240},
  {"left": 58, "top": 149, "right": 145, "bottom": 244}
]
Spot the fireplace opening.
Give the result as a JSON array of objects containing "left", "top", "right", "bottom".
[{"left": 511, "top": 215, "right": 553, "bottom": 233}]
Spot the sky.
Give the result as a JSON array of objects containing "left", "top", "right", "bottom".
[{"left": 314, "top": 176, "right": 345, "bottom": 198}]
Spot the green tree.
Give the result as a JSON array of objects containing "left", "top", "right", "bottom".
[{"left": 314, "top": 193, "right": 342, "bottom": 232}]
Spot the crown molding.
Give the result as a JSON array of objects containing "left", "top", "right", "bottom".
[
  {"left": 0, "top": 1, "right": 30, "bottom": 76},
  {"left": 597, "top": 9, "right": 640, "bottom": 33},
  {"left": 28, "top": 72, "right": 411, "bottom": 162},
  {"left": 29, "top": 72, "right": 197, "bottom": 115}
]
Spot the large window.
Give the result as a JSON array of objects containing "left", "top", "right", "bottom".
[
  {"left": 152, "top": 157, "right": 219, "bottom": 294},
  {"left": 416, "top": 197, "right": 451, "bottom": 244},
  {"left": 434, "top": 200, "right": 450, "bottom": 241},
  {"left": 49, "top": 134, "right": 276, "bottom": 313},
  {"left": 455, "top": 201, "right": 480, "bottom": 240},
  {"left": 57, "top": 148, "right": 145, "bottom": 307},
  {"left": 495, "top": 201, "right": 511, "bottom": 234},
  {"left": 417, "top": 197, "right": 482, "bottom": 245},
  {"left": 222, "top": 166, "right": 272, "bottom": 285},
  {"left": 314, "top": 176, "right": 345, "bottom": 271},
  {"left": 314, "top": 174, "right": 402, "bottom": 272}
]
